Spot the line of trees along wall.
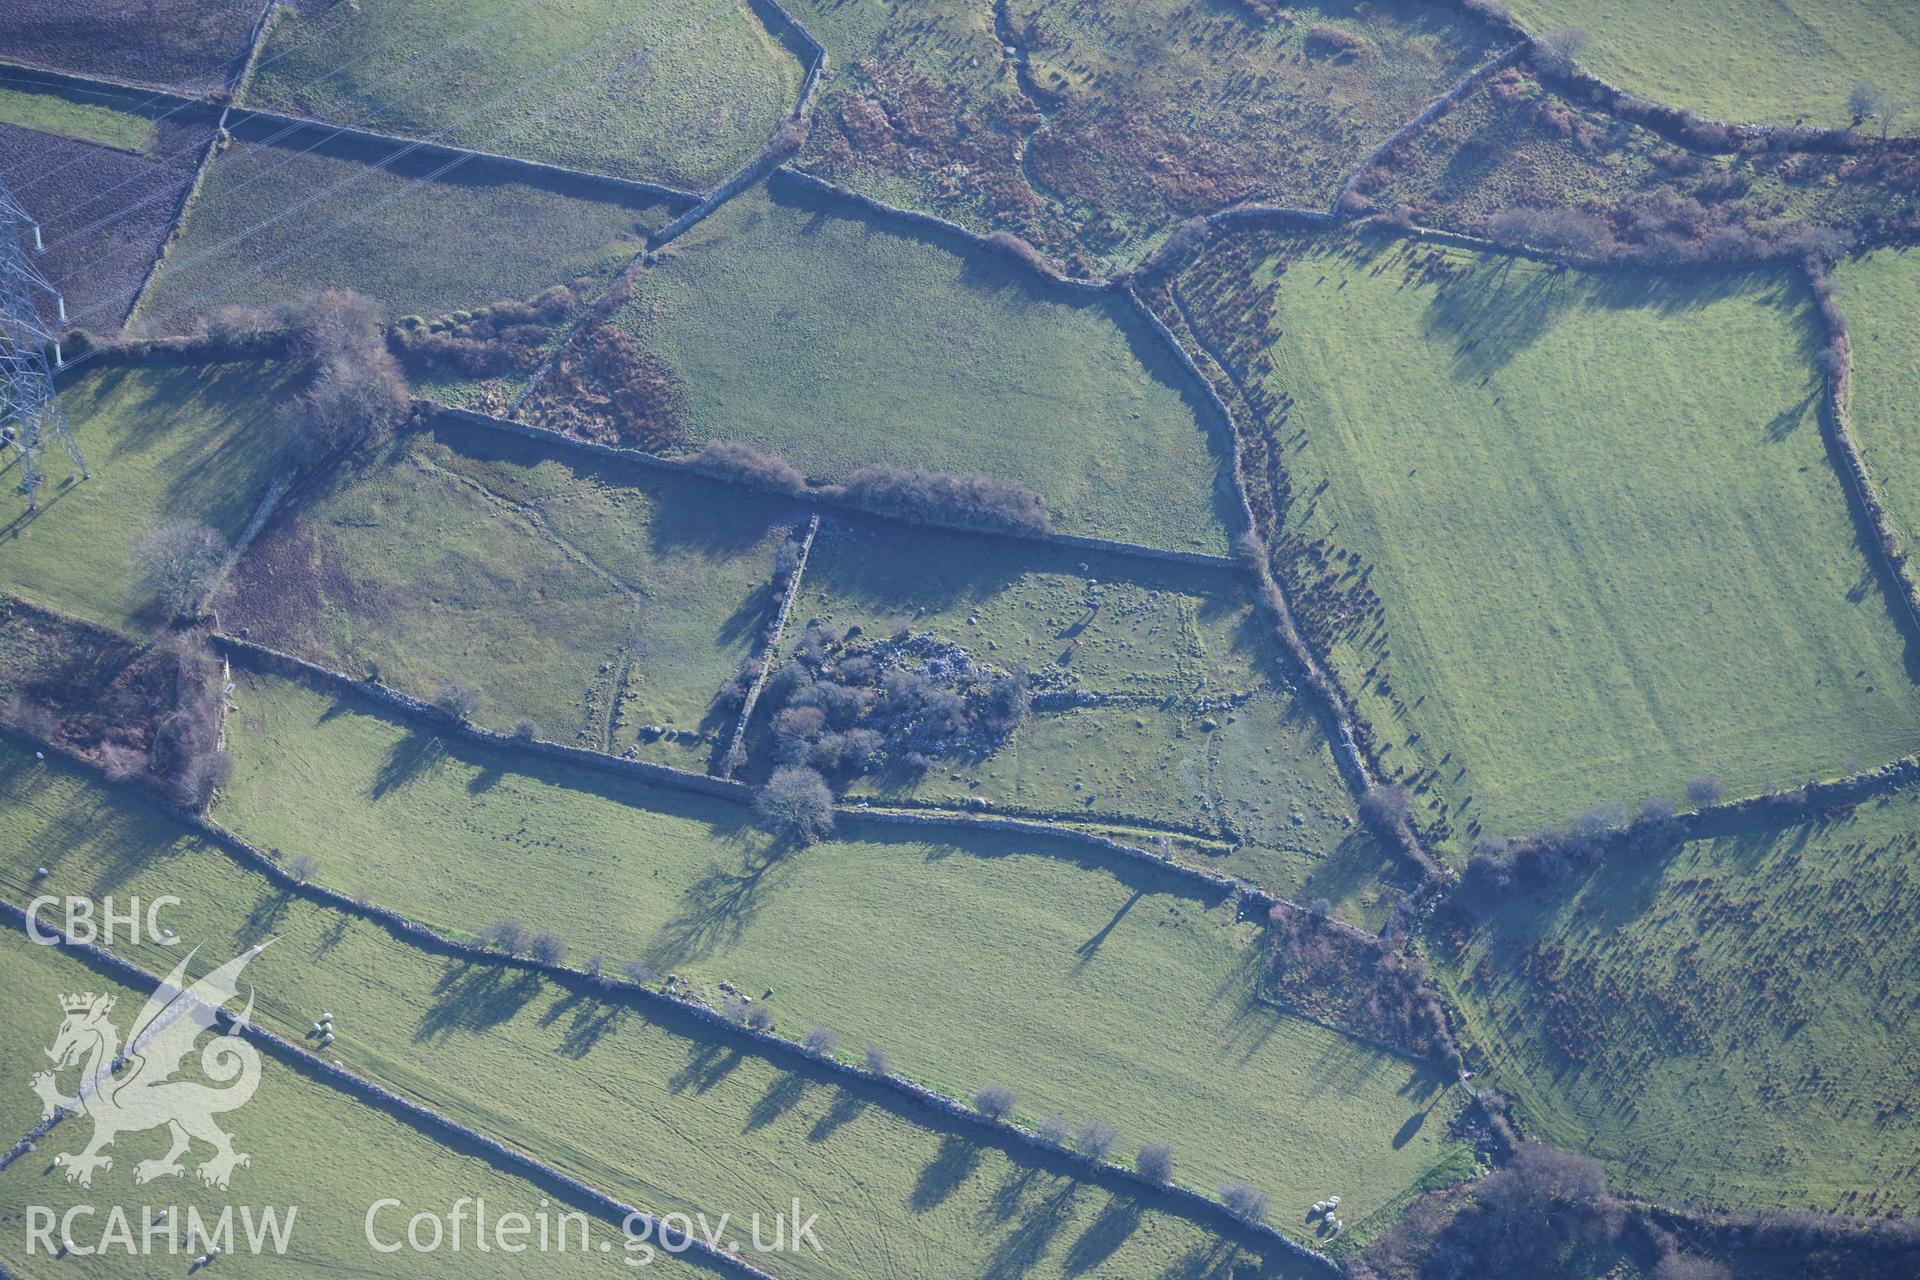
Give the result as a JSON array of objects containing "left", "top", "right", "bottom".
[{"left": 0, "top": 745, "right": 1336, "bottom": 1271}]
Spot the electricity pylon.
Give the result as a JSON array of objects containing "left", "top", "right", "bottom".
[{"left": 1, "top": 181, "right": 85, "bottom": 512}]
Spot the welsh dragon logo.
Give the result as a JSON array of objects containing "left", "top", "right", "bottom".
[{"left": 31, "top": 945, "right": 268, "bottom": 1189}]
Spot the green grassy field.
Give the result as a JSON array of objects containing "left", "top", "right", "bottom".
[
  {"left": 1432, "top": 788, "right": 1920, "bottom": 1214},
  {"left": 243, "top": 0, "right": 803, "bottom": 191},
  {"left": 136, "top": 126, "right": 665, "bottom": 335},
  {"left": 213, "top": 669, "right": 1469, "bottom": 1240},
  {"left": 0, "top": 930, "right": 727, "bottom": 1279},
  {"left": 1180, "top": 233, "right": 1920, "bottom": 852},
  {"left": 793, "top": 516, "right": 1403, "bottom": 922},
  {"left": 606, "top": 180, "right": 1236, "bottom": 553},
  {"left": 223, "top": 421, "right": 796, "bottom": 763},
  {"left": 1506, "top": 0, "right": 1920, "bottom": 131},
  {"left": 0, "top": 82, "right": 154, "bottom": 153},
  {"left": 1834, "top": 249, "right": 1920, "bottom": 546},
  {"left": 0, "top": 739, "right": 1319, "bottom": 1279},
  {"left": 1, "top": 357, "right": 300, "bottom": 630}
]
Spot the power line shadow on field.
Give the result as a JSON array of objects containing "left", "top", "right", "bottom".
[
  {"left": 744, "top": 1071, "right": 811, "bottom": 1133},
  {"left": 415, "top": 959, "right": 544, "bottom": 1042},
  {"left": 981, "top": 1181, "right": 1080, "bottom": 1279},
  {"left": 808, "top": 1087, "right": 869, "bottom": 1142},
  {"left": 1061, "top": 1194, "right": 1143, "bottom": 1276},
  {"left": 669, "top": 1039, "right": 745, "bottom": 1095},
  {"left": 909, "top": 1133, "right": 983, "bottom": 1212},
  {"left": 369, "top": 725, "right": 449, "bottom": 800}
]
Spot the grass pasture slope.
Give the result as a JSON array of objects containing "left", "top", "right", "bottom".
[
  {"left": 0, "top": 81, "right": 155, "bottom": 154},
  {"left": 1505, "top": 0, "right": 1920, "bottom": 131},
  {"left": 243, "top": 0, "right": 804, "bottom": 191},
  {"left": 794, "top": 515, "right": 1405, "bottom": 921},
  {"left": 214, "top": 668, "right": 1471, "bottom": 1241},
  {"left": 224, "top": 421, "right": 797, "bottom": 763},
  {"left": 0, "top": 0, "right": 265, "bottom": 94},
  {"left": 608, "top": 180, "right": 1237, "bottom": 553},
  {"left": 1433, "top": 788, "right": 1920, "bottom": 1214},
  {"left": 0, "top": 931, "right": 729, "bottom": 1280},
  {"left": 0, "top": 357, "right": 300, "bottom": 630},
  {"left": 1179, "top": 232, "right": 1920, "bottom": 852},
  {"left": 0, "top": 82, "right": 217, "bottom": 335},
  {"left": 0, "top": 740, "right": 1322, "bottom": 1280},
  {"left": 136, "top": 122, "right": 668, "bottom": 336},
  {"left": 1834, "top": 249, "right": 1920, "bottom": 546}
]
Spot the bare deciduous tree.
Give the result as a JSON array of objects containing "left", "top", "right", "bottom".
[
  {"left": 1136, "top": 1143, "right": 1175, "bottom": 1183},
  {"left": 131, "top": 520, "right": 228, "bottom": 619},
  {"left": 755, "top": 766, "right": 835, "bottom": 842},
  {"left": 1685, "top": 774, "right": 1726, "bottom": 807},
  {"left": 436, "top": 679, "right": 484, "bottom": 723},
  {"left": 1075, "top": 1119, "right": 1119, "bottom": 1160},
  {"left": 277, "top": 290, "right": 410, "bottom": 464},
  {"left": 481, "top": 918, "right": 530, "bottom": 954},
  {"left": 1220, "top": 1180, "right": 1269, "bottom": 1223},
  {"left": 972, "top": 1082, "right": 1017, "bottom": 1119},
  {"left": 1532, "top": 26, "right": 1588, "bottom": 76}
]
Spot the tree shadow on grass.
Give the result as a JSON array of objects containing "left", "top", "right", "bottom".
[
  {"left": 716, "top": 580, "right": 779, "bottom": 649},
  {"left": 1074, "top": 888, "right": 1144, "bottom": 970},
  {"left": 369, "top": 726, "right": 447, "bottom": 800},
  {"left": 235, "top": 885, "right": 295, "bottom": 949},
  {"left": 989, "top": 1165, "right": 1043, "bottom": 1222},
  {"left": 1153, "top": 1237, "right": 1247, "bottom": 1279},
  {"left": 1062, "top": 1194, "right": 1143, "bottom": 1276},
  {"left": 909, "top": 1134, "right": 983, "bottom": 1212},
  {"left": 808, "top": 1088, "right": 868, "bottom": 1142},
  {"left": 312, "top": 912, "right": 352, "bottom": 957},
  {"left": 640, "top": 840, "right": 794, "bottom": 971},
  {"left": 668, "top": 1039, "right": 744, "bottom": 1095},
  {"left": 744, "top": 1071, "right": 810, "bottom": 1133},
  {"left": 415, "top": 959, "right": 544, "bottom": 1042},
  {"left": 982, "top": 1181, "right": 1079, "bottom": 1279},
  {"left": 538, "top": 986, "right": 630, "bottom": 1059}
]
